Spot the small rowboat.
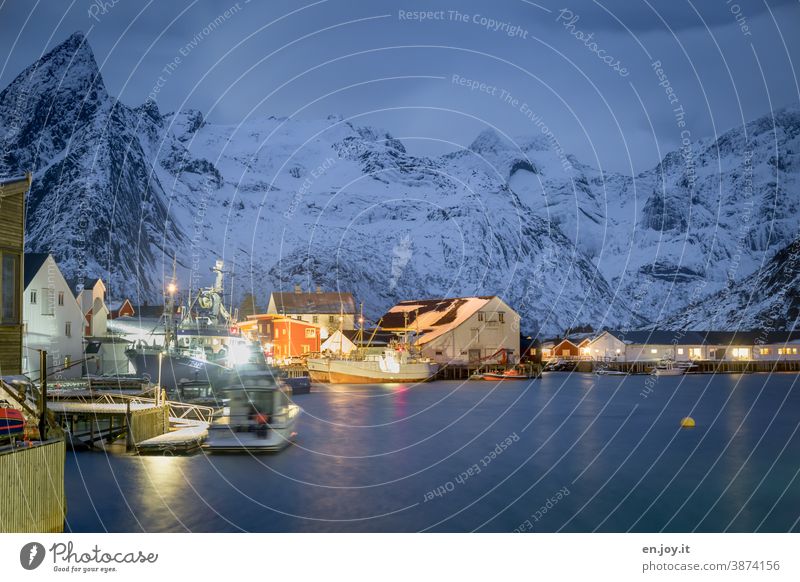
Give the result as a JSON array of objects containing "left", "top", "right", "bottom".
[
  {"left": 0, "top": 407, "right": 25, "bottom": 439},
  {"left": 480, "top": 370, "right": 536, "bottom": 381}
]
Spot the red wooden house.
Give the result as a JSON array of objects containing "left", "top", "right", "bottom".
[{"left": 247, "top": 314, "right": 321, "bottom": 364}]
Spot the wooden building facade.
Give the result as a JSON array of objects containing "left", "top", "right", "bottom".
[{"left": 0, "top": 174, "right": 31, "bottom": 375}]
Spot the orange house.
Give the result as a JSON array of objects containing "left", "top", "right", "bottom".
[{"left": 248, "top": 314, "right": 321, "bottom": 363}]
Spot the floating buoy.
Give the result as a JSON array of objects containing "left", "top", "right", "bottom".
[{"left": 680, "top": 417, "right": 696, "bottom": 428}]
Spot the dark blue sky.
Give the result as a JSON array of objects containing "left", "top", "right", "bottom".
[{"left": 1, "top": 0, "right": 798, "bottom": 172}]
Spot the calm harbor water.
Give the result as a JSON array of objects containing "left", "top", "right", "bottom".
[{"left": 64, "top": 373, "right": 800, "bottom": 532}]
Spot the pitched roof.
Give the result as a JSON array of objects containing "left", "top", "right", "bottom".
[
  {"left": 270, "top": 291, "right": 356, "bottom": 314},
  {"left": 379, "top": 296, "right": 498, "bottom": 345},
  {"left": 23, "top": 253, "right": 50, "bottom": 289},
  {"left": 601, "top": 329, "right": 800, "bottom": 346}
]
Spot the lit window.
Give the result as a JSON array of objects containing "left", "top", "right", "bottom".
[
  {"left": 305, "top": 328, "right": 316, "bottom": 338},
  {"left": 759, "top": 348, "right": 770, "bottom": 355},
  {"left": 615, "top": 348, "right": 621, "bottom": 354},
  {"left": 731, "top": 347, "right": 750, "bottom": 359},
  {"left": 650, "top": 348, "right": 658, "bottom": 354},
  {"left": 677, "top": 348, "right": 684, "bottom": 355}
]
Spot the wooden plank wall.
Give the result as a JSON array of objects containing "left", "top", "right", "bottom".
[
  {"left": 0, "top": 439, "right": 66, "bottom": 533},
  {"left": 130, "top": 405, "right": 169, "bottom": 443},
  {"left": 0, "top": 184, "right": 25, "bottom": 375}
]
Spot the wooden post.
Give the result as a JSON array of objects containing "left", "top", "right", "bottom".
[
  {"left": 38, "top": 350, "right": 48, "bottom": 441},
  {"left": 125, "top": 401, "right": 133, "bottom": 452}
]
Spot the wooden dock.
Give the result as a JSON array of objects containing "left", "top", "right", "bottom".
[
  {"left": 433, "top": 362, "right": 543, "bottom": 380},
  {"left": 47, "top": 392, "right": 213, "bottom": 454}
]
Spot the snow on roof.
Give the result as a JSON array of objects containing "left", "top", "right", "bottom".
[{"left": 380, "top": 296, "right": 494, "bottom": 345}]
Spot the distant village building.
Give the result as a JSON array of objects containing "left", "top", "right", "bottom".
[
  {"left": 379, "top": 296, "right": 520, "bottom": 365},
  {"left": 320, "top": 329, "right": 397, "bottom": 356},
  {"left": 584, "top": 330, "right": 800, "bottom": 363},
  {"left": 22, "top": 253, "right": 86, "bottom": 379},
  {"left": 0, "top": 174, "right": 30, "bottom": 375},
  {"left": 71, "top": 277, "right": 129, "bottom": 375},
  {"left": 107, "top": 298, "right": 135, "bottom": 319},
  {"left": 246, "top": 314, "right": 321, "bottom": 364},
  {"left": 267, "top": 286, "right": 356, "bottom": 337},
  {"left": 75, "top": 278, "right": 109, "bottom": 337}
]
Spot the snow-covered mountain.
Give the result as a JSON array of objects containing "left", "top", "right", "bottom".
[
  {"left": 1, "top": 32, "right": 798, "bottom": 333},
  {"left": 658, "top": 236, "right": 800, "bottom": 331}
]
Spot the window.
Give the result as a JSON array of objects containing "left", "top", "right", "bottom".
[
  {"left": 58, "top": 291, "right": 64, "bottom": 306},
  {"left": 731, "top": 347, "right": 750, "bottom": 359},
  {"left": 677, "top": 348, "right": 684, "bottom": 355},
  {"left": 498, "top": 312, "right": 505, "bottom": 324},
  {"left": 65, "top": 322, "right": 72, "bottom": 337},
  {"left": 302, "top": 345, "right": 310, "bottom": 353},
  {"left": 30, "top": 289, "right": 37, "bottom": 304},
  {"left": 689, "top": 348, "right": 702, "bottom": 359},
  {"left": 304, "top": 328, "right": 316, "bottom": 338},
  {"left": 312, "top": 315, "right": 319, "bottom": 324},
  {"left": 477, "top": 312, "right": 484, "bottom": 322},
  {"left": 778, "top": 348, "right": 798, "bottom": 355},
  {"left": 282, "top": 329, "right": 287, "bottom": 336},
  {"left": 329, "top": 315, "right": 335, "bottom": 323},
  {"left": 1, "top": 253, "right": 20, "bottom": 323},
  {"left": 650, "top": 348, "right": 658, "bottom": 354},
  {"left": 759, "top": 348, "right": 770, "bottom": 356}
]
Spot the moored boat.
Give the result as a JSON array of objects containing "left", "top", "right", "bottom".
[
  {"left": 307, "top": 346, "right": 439, "bottom": 384},
  {"left": 0, "top": 406, "right": 25, "bottom": 440},
  {"left": 651, "top": 360, "right": 686, "bottom": 376},
  {"left": 203, "top": 347, "right": 300, "bottom": 453}
]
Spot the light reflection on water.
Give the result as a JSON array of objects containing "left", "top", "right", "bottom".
[{"left": 64, "top": 374, "right": 800, "bottom": 532}]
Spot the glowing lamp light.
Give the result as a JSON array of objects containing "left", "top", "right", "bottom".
[
  {"left": 228, "top": 342, "right": 253, "bottom": 366},
  {"left": 167, "top": 282, "right": 177, "bottom": 294}
]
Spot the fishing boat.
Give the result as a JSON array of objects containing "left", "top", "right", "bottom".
[
  {"left": 126, "top": 260, "right": 250, "bottom": 394},
  {"left": 307, "top": 345, "right": 439, "bottom": 384},
  {"left": 651, "top": 360, "right": 685, "bottom": 376},
  {"left": 0, "top": 405, "right": 25, "bottom": 440},
  {"left": 203, "top": 346, "right": 300, "bottom": 453}
]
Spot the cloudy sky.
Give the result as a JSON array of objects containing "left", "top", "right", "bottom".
[{"left": 1, "top": 0, "right": 798, "bottom": 172}]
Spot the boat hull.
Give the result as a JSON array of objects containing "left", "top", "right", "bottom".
[
  {"left": 126, "top": 350, "right": 230, "bottom": 392},
  {"left": 203, "top": 405, "right": 300, "bottom": 453},
  {"left": 307, "top": 358, "right": 438, "bottom": 384},
  {"left": 0, "top": 408, "right": 24, "bottom": 438}
]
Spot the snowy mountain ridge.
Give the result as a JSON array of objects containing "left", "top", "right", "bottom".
[{"left": 2, "top": 31, "right": 798, "bottom": 334}]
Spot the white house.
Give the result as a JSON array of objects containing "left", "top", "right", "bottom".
[
  {"left": 379, "top": 296, "right": 520, "bottom": 365},
  {"left": 267, "top": 286, "right": 356, "bottom": 338},
  {"left": 22, "top": 253, "right": 86, "bottom": 379},
  {"left": 587, "top": 330, "right": 707, "bottom": 363},
  {"left": 75, "top": 278, "right": 109, "bottom": 337}
]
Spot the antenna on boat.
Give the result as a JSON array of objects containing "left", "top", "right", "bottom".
[{"left": 358, "top": 302, "right": 364, "bottom": 352}]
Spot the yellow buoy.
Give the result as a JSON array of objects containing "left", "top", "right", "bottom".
[{"left": 680, "top": 417, "right": 696, "bottom": 428}]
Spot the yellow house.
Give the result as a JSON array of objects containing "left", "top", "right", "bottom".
[{"left": 0, "top": 173, "right": 31, "bottom": 375}]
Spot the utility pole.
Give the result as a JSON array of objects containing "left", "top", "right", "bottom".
[{"left": 38, "top": 350, "right": 47, "bottom": 441}]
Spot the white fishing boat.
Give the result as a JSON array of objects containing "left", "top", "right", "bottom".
[
  {"left": 307, "top": 346, "right": 439, "bottom": 384},
  {"left": 203, "top": 346, "right": 300, "bottom": 453},
  {"left": 651, "top": 360, "right": 686, "bottom": 376}
]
